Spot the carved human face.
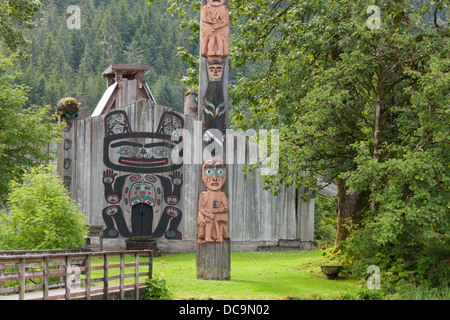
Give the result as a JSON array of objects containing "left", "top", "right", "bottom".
[
  {"left": 202, "top": 161, "right": 226, "bottom": 191},
  {"left": 207, "top": 62, "right": 224, "bottom": 81}
]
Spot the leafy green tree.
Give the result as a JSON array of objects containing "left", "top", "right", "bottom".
[
  {"left": 0, "top": 54, "right": 63, "bottom": 202},
  {"left": 341, "top": 52, "right": 449, "bottom": 281},
  {"left": 0, "top": 165, "right": 87, "bottom": 250},
  {"left": 263, "top": 3, "right": 447, "bottom": 258},
  {"left": 233, "top": 2, "right": 449, "bottom": 284},
  {"left": 0, "top": 0, "right": 42, "bottom": 57}
]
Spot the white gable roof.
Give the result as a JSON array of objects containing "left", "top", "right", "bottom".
[{"left": 91, "top": 82, "right": 118, "bottom": 117}]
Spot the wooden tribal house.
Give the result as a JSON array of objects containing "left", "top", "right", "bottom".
[
  {"left": 56, "top": 43, "right": 317, "bottom": 255},
  {"left": 91, "top": 64, "right": 156, "bottom": 117}
]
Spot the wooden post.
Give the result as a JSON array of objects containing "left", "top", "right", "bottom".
[
  {"left": 43, "top": 256, "right": 49, "bottom": 300},
  {"left": 103, "top": 253, "right": 109, "bottom": 300},
  {"left": 134, "top": 252, "right": 140, "bottom": 300},
  {"left": 0, "top": 263, "right": 4, "bottom": 292},
  {"left": 196, "top": 239, "right": 230, "bottom": 280},
  {"left": 65, "top": 256, "right": 71, "bottom": 300},
  {"left": 196, "top": 0, "right": 231, "bottom": 280},
  {"left": 19, "top": 258, "right": 25, "bottom": 300},
  {"left": 119, "top": 252, "right": 125, "bottom": 300},
  {"left": 85, "top": 254, "right": 91, "bottom": 300},
  {"left": 148, "top": 251, "right": 153, "bottom": 279}
]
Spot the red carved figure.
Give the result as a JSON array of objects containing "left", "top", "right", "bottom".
[
  {"left": 197, "top": 160, "right": 229, "bottom": 243},
  {"left": 201, "top": 0, "right": 229, "bottom": 61}
]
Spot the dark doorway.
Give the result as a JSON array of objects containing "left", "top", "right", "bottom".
[{"left": 131, "top": 203, "right": 153, "bottom": 237}]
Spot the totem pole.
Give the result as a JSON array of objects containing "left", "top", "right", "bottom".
[{"left": 196, "top": 0, "right": 231, "bottom": 280}]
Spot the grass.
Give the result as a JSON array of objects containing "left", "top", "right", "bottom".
[
  {"left": 152, "top": 250, "right": 360, "bottom": 300},
  {"left": 397, "top": 283, "right": 450, "bottom": 300}
]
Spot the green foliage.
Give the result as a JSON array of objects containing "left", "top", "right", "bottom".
[
  {"left": 0, "top": 165, "right": 87, "bottom": 250},
  {"left": 0, "top": 53, "right": 63, "bottom": 202},
  {"left": 153, "top": 76, "right": 183, "bottom": 112},
  {"left": 144, "top": 273, "right": 173, "bottom": 300},
  {"left": 0, "top": 0, "right": 42, "bottom": 57},
  {"left": 314, "top": 195, "right": 337, "bottom": 245},
  {"left": 416, "top": 243, "right": 450, "bottom": 288},
  {"left": 426, "top": 258, "right": 450, "bottom": 289},
  {"left": 333, "top": 287, "right": 385, "bottom": 300},
  {"left": 340, "top": 223, "right": 449, "bottom": 288},
  {"left": 339, "top": 52, "right": 450, "bottom": 286}
]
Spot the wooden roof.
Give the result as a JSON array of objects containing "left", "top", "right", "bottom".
[{"left": 102, "top": 64, "right": 150, "bottom": 77}]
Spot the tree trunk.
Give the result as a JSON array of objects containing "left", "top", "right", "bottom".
[
  {"left": 332, "top": 177, "right": 367, "bottom": 252},
  {"left": 371, "top": 91, "right": 382, "bottom": 211}
]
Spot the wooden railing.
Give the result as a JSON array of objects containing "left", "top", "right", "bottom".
[{"left": 0, "top": 250, "right": 153, "bottom": 300}]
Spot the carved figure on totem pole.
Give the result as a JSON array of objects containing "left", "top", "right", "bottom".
[
  {"left": 203, "top": 60, "right": 226, "bottom": 134},
  {"left": 201, "top": 0, "right": 229, "bottom": 61},
  {"left": 197, "top": 159, "right": 229, "bottom": 243}
]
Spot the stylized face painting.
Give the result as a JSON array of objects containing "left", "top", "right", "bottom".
[
  {"left": 124, "top": 175, "right": 162, "bottom": 208},
  {"left": 207, "top": 62, "right": 224, "bottom": 81},
  {"left": 111, "top": 139, "right": 172, "bottom": 167},
  {"left": 201, "top": 160, "right": 226, "bottom": 191},
  {"left": 158, "top": 113, "right": 183, "bottom": 135},
  {"left": 104, "top": 110, "right": 184, "bottom": 173},
  {"left": 105, "top": 135, "right": 178, "bottom": 173},
  {"left": 106, "top": 112, "right": 130, "bottom": 135}
]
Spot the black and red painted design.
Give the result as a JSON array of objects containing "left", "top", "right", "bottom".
[
  {"left": 103, "top": 110, "right": 183, "bottom": 173},
  {"left": 102, "top": 110, "right": 184, "bottom": 239}
]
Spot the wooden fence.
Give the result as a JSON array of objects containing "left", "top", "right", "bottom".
[{"left": 0, "top": 250, "right": 152, "bottom": 300}]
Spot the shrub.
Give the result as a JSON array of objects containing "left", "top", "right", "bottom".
[
  {"left": 144, "top": 273, "right": 173, "bottom": 300},
  {"left": 339, "top": 213, "right": 449, "bottom": 287},
  {"left": 415, "top": 241, "right": 450, "bottom": 287},
  {"left": 426, "top": 258, "right": 450, "bottom": 289},
  {"left": 0, "top": 165, "right": 87, "bottom": 250}
]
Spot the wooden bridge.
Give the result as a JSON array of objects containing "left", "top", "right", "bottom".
[{"left": 0, "top": 250, "right": 152, "bottom": 300}]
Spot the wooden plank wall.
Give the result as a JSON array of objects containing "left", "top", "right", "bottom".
[{"left": 60, "top": 99, "right": 314, "bottom": 252}]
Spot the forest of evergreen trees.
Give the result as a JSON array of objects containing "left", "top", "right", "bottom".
[{"left": 6, "top": 0, "right": 196, "bottom": 115}]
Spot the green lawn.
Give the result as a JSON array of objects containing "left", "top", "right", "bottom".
[{"left": 152, "top": 250, "right": 360, "bottom": 300}]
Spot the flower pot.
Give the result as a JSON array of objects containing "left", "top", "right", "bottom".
[{"left": 320, "top": 265, "right": 343, "bottom": 280}]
